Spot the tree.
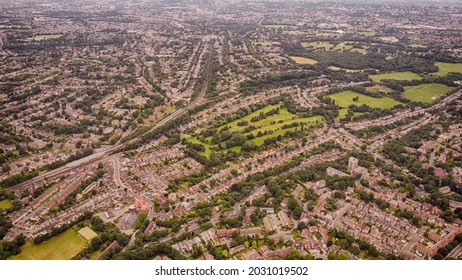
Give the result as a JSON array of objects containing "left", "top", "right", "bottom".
[
  {"left": 286, "top": 249, "right": 304, "bottom": 260},
  {"left": 134, "top": 212, "right": 147, "bottom": 230}
]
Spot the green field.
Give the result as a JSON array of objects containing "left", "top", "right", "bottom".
[
  {"left": 328, "top": 91, "right": 402, "bottom": 118},
  {"left": 11, "top": 229, "right": 88, "bottom": 260},
  {"left": 0, "top": 199, "right": 13, "bottom": 210},
  {"left": 302, "top": 41, "right": 334, "bottom": 49},
  {"left": 182, "top": 134, "right": 213, "bottom": 158},
  {"left": 369, "top": 71, "right": 422, "bottom": 82},
  {"left": 263, "top": 24, "right": 292, "bottom": 29},
  {"left": 357, "top": 31, "right": 376, "bottom": 36},
  {"left": 408, "top": 43, "right": 427, "bottom": 48},
  {"left": 78, "top": 226, "right": 98, "bottom": 240},
  {"left": 183, "top": 104, "right": 323, "bottom": 157},
  {"left": 33, "top": 34, "right": 63, "bottom": 39},
  {"left": 434, "top": 62, "right": 462, "bottom": 77},
  {"left": 302, "top": 41, "right": 368, "bottom": 54},
  {"left": 403, "top": 83, "right": 455, "bottom": 104},
  {"left": 328, "top": 66, "right": 363, "bottom": 73},
  {"left": 366, "top": 85, "right": 393, "bottom": 94},
  {"left": 290, "top": 56, "right": 318, "bottom": 65}
]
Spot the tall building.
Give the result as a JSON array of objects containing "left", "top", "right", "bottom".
[{"left": 348, "top": 157, "right": 359, "bottom": 172}]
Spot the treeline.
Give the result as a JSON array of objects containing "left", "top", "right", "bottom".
[
  {"left": 0, "top": 234, "right": 25, "bottom": 260},
  {"left": 0, "top": 169, "right": 39, "bottom": 188},
  {"left": 433, "top": 233, "right": 462, "bottom": 260},
  {"left": 116, "top": 242, "right": 186, "bottom": 260}
]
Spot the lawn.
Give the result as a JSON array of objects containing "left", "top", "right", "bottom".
[
  {"left": 328, "top": 91, "right": 402, "bottom": 119},
  {"left": 403, "top": 83, "right": 455, "bottom": 104},
  {"left": 333, "top": 42, "right": 368, "bottom": 54},
  {"left": 182, "top": 134, "right": 213, "bottom": 158},
  {"left": 11, "top": 229, "right": 87, "bottom": 260},
  {"left": 33, "top": 34, "right": 63, "bottom": 39},
  {"left": 302, "top": 41, "right": 334, "bottom": 49},
  {"left": 408, "top": 43, "right": 428, "bottom": 48},
  {"left": 290, "top": 56, "right": 317, "bottom": 65},
  {"left": 328, "top": 66, "right": 363, "bottom": 73},
  {"left": 366, "top": 85, "right": 393, "bottom": 94},
  {"left": 0, "top": 199, "right": 13, "bottom": 210},
  {"left": 369, "top": 71, "right": 422, "bottom": 82},
  {"left": 302, "top": 41, "right": 368, "bottom": 54},
  {"left": 78, "top": 226, "right": 98, "bottom": 241},
  {"left": 263, "top": 24, "right": 291, "bottom": 29},
  {"left": 434, "top": 62, "right": 462, "bottom": 77}
]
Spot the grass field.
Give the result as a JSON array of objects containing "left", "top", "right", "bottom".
[
  {"left": 357, "top": 31, "right": 376, "bottom": 36},
  {"left": 11, "top": 229, "right": 87, "bottom": 260},
  {"left": 78, "top": 226, "right": 98, "bottom": 241},
  {"left": 366, "top": 85, "right": 393, "bottom": 94},
  {"left": 182, "top": 134, "right": 213, "bottom": 158},
  {"left": 183, "top": 104, "right": 323, "bottom": 157},
  {"left": 263, "top": 24, "right": 291, "bottom": 29},
  {"left": 302, "top": 41, "right": 368, "bottom": 54},
  {"left": 33, "top": 34, "right": 63, "bottom": 39},
  {"left": 434, "top": 62, "right": 462, "bottom": 77},
  {"left": 302, "top": 41, "right": 334, "bottom": 49},
  {"left": 408, "top": 43, "right": 427, "bottom": 48},
  {"left": 290, "top": 56, "right": 318, "bottom": 65},
  {"left": 0, "top": 199, "right": 13, "bottom": 210},
  {"left": 328, "top": 66, "right": 363, "bottom": 73},
  {"left": 403, "top": 83, "right": 455, "bottom": 104},
  {"left": 328, "top": 91, "right": 402, "bottom": 119},
  {"left": 369, "top": 71, "right": 422, "bottom": 82}
]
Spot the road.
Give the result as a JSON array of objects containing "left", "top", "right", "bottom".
[
  {"left": 112, "top": 155, "right": 155, "bottom": 221},
  {"left": 402, "top": 228, "right": 426, "bottom": 252},
  {"left": 446, "top": 243, "right": 462, "bottom": 259},
  {"left": 331, "top": 204, "right": 351, "bottom": 227}
]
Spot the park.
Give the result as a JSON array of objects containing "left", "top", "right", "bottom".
[
  {"left": 403, "top": 83, "right": 455, "bottom": 104},
  {"left": 327, "top": 90, "right": 402, "bottom": 118}
]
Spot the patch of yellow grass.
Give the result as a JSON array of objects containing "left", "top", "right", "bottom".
[{"left": 290, "top": 56, "right": 317, "bottom": 65}]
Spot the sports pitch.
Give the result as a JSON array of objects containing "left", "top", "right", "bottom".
[
  {"left": 369, "top": 71, "right": 422, "bottom": 82},
  {"left": 327, "top": 90, "right": 402, "bottom": 118},
  {"left": 290, "top": 56, "right": 318, "bottom": 65},
  {"left": 403, "top": 83, "right": 455, "bottom": 104},
  {"left": 78, "top": 226, "right": 98, "bottom": 240},
  {"left": 10, "top": 229, "right": 87, "bottom": 260},
  {"left": 434, "top": 62, "right": 462, "bottom": 77}
]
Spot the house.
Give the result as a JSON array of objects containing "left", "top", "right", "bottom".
[
  {"left": 216, "top": 228, "right": 236, "bottom": 238},
  {"left": 242, "top": 249, "right": 262, "bottom": 260},
  {"left": 144, "top": 221, "right": 156, "bottom": 235}
]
